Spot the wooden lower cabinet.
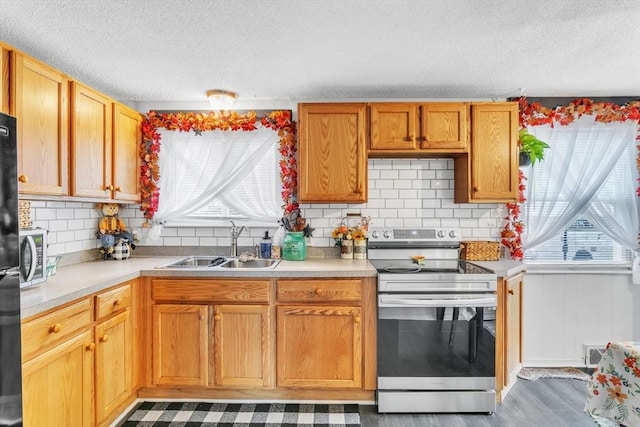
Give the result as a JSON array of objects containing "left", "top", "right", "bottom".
[
  {"left": 22, "top": 280, "right": 138, "bottom": 427},
  {"left": 496, "top": 271, "right": 524, "bottom": 401},
  {"left": 213, "top": 304, "right": 271, "bottom": 388},
  {"left": 95, "top": 309, "right": 133, "bottom": 425},
  {"left": 152, "top": 304, "right": 209, "bottom": 387},
  {"left": 22, "top": 330, "right": 94, "bottom": 427},
  {"left": 143, "top": 276, "right": 376, "bottom": 400},
  {"left": 276, "top": 305, "right": 362, "bottom": 388}
]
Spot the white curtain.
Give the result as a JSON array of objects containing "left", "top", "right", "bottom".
[
  {"left": 522, "top": 116, "right": 638, "bottom": 251},
  {"left": 149, "top": 125, "right": 281, "bottom": 239}
]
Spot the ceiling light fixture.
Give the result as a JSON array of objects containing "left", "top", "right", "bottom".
[{"left": 206, "top": 89, "right": 237, "bottom": 109}]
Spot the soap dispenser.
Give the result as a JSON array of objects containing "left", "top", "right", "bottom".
[{"left": 260, "top": 230, "right": 272, "bottom": 259}]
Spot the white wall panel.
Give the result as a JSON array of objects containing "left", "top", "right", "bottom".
[{"left": 522, "top": 271, "right": 634, "bottom": 367}]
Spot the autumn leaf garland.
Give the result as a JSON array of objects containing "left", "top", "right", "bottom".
[{"left": 140, "top": 110, "right": 298, "bottom": 223}]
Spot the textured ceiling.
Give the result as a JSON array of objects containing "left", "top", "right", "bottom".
[{"left": 1, "top": 0, "right": 639, "bottom": 109}]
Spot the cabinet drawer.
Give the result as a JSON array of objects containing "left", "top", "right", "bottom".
[
  {"left": 152, "top": 279, "right": 270, "bottom": 303},
  {"left": 277, "top": 279, "right": 362, "bottom": 303},
  {"left": 95, "top": 283, "right": 131, "bottom": 320},
  {"left": 22, "top": 298, "right": 92, "bottom": 360}
]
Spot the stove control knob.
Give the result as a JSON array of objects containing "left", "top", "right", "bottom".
[
  {"left": 437, "top": 230, "right": 446, "bottom": 238},
  {"left": 449, "top": 230, "right": 459, "bottom": 238},
  {"left": 383, "top": 230, "right": 391, "bottom": 239},
  {"left": 371, "top": 230, "right": 380, "bottom": 239}
]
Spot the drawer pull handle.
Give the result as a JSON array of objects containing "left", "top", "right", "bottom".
[
  {"left": 354, "top": 315, "right": 361, "bottom": 324},
  {"left": 315, "top": 288, "right": 322, "bottom": 295},
  {"left": 86, "top": 343, "right": 96, "bottom": 352},
  {"left": 49, "top": 324, "right": 62, "bottom": 334},
  {"left": 508, "top": 289, "right": 515, "bottom": 295},
  {"left": 100, "top": 335, "right": 109, "bottom": 343},
  {"left": 18, "top": 175, "right": 28, "bottom": 183},
  {"left": 214, "top": 314, "right": 221, "bottom": 321}
]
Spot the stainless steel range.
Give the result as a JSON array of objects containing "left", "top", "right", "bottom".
[{"left": 369, "top": 228, "right": 498, "bottom": 414}]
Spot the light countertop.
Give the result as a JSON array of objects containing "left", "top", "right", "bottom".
[
  {"left": 20, "top": 256, "right": 377, "bottom": 319},
  {"left": 20, "top": 255, "right": 523, "bottom": 319}
]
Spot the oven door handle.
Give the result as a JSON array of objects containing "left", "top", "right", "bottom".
[{"left": 378, "top": 296, "right": 496, "bottom": 308}]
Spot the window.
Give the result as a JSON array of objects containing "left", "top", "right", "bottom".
[
  {"left": 522, "top": 117, "right": 638, "bottom": 263},
  {"left": 155, "top": 126, "right": 282, "bottom": 227}
]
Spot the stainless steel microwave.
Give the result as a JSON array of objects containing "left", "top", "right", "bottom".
[{"left": 19, "top": 228, "right": 47, "bottom": 288}]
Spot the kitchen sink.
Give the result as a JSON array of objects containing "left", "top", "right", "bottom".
[
  {"left": 155, "top": 256, "right": 280, "bottom": 270},
  {"left": 218, "top": 259, "right": 280, "bottom": 269},
  {"left": 155, "top": 256, "right": 229, "bottom": 269}
]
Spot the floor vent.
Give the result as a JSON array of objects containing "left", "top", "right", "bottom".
[{"left": 585, "top": 344, "right": 607, "bottom": 368}]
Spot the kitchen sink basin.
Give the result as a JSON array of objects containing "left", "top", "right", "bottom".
[
  {"left": 155, "top": 256, "right": 229, "bottom": 269},
  {"left": 218, "top": 259, "right": 280, "bottom": 269},
  {"left": 155, "top": 256, "right": 280, "bottom": 270}
]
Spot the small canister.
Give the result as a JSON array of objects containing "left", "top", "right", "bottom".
[{"left": 282, "top": 231, "right": 307, "bottom": 261}]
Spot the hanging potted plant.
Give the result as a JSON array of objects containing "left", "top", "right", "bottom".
[{"left": 518, "top": 128, "right": 550, "bottom": 167}]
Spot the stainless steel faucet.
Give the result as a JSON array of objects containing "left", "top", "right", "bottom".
[{"left": 230, "top": 221, "right": 246, "bottom": 257}]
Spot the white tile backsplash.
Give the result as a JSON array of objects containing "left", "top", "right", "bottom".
[{"left": 26, "top": 158, "right": 505, "bottom": 255}]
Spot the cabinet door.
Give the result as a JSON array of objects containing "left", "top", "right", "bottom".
[
  {"left": 370, "top": 103, "right": 419, "bottom": 150},
  {"left": 470, "top": 103, "right": 518, "bottom": 201},
  {"left": 420, "top": 103, "right": 468, "bottom": 150},
  {"left": 112, "top": 102, "right": 141, "bottom": 202},
  {"left": 95, "top": 310, "right": 132, "bottom": 425},
  {"left": 152, "top": 304, "right": 208, "bottom": 386},
  {"left": 0, "top": 44, "right": 9, "bottom": 114},
  {"left": 213, "top": 304, "right": 271, "bottom": 388},
  {"left": 22, "top": 330, "right": 94, "bottom": 427},
  {"left": 505, "top": 273, "right": 523, "bottom": 387},
  {"left": 11, "top": 52, "right": 69, "bottom": 195},
  {"left": 276, "top": 305, "right": 362, "bottom": 388},
  {"left": 70, "top": 81, "right": 113, "bottom": 198},
  {"left": 298, "top": 103, "right": 367, "bottom": 203}
]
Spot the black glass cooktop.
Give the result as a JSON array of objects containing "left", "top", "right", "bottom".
[{"left": 369, "top": 259, "right": 494, "bottom": 275}]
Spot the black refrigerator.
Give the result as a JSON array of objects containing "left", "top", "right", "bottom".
[{"left": 0, "top": 112, "right": 23, "bottom": 426}]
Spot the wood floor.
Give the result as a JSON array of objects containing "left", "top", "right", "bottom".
[{"left": 360, "top": 378, "right": 598, "bottom": 426}]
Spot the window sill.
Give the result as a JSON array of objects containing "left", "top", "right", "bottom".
[{"left": 524, "top": 262, "right": 631, "bottom": 275}]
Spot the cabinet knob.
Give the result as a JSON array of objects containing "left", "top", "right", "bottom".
[
  {"left": 402, "top": 136, "right": 414, "bottom": 142},
  {"left": 508, "top": 289, "right": 515, "bottom": 295},
  {"left": 49, "top": 323, "right": 62, "bottom": 334},
  {"left": 100, "top": 334, "right": 109, "bottom": 343},
  {"left": 354, "top": 315, "right": 361, "bottom": 324},
  {"left": 86, "top": 342, "right": 96, "bottom": 352},
  {"left": 18, "top": 175, "right": 28, "bottom": 183},
  {"left": 115, "top": 186, "right": 121, "bottom": 192},
  {"left": 214, "top": 314, "right": 221, "bottom": 321},
  {"left": 105, "top": 184, "right": 114, "bottom": 191},
  {"left": 113, "top": 299, "right": 121, "bottom": 307},
  {"left": 315, "top": 288, "right": 322, "bottom": 295},
  {"left": 473, "top": 186, "right": 479, "bottom": 193}
]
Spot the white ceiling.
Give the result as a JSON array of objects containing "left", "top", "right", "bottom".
[{"left": 2, "top": 0, "right": 640, "bottom": 110}]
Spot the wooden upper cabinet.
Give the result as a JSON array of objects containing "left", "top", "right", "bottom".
[
  {"left": 370, "top": 103, "right": 419, "bottom": 150},
  {"left": 298, "top": 103, "right": 367, "bottom": 203},
  {"left": 112, "top": 103, "right": 141, "bottom": 202},
  {"left": 11, "top": 51, "right": 69, "bottom": 195},
  {"left": 369, "top": 102, "right": 468, "bottom": 156},
  {"left": 454, "top": 102, "right": 518, "bottom": 203},
  {"left": 71, "top": 81, "right": 113, "bottom": 199},
  {"left": 419, "top": 103, "right": 467, "bottom": 150},
  {"left": 0, "top": 44, "right": 10, "bottom": 114}
]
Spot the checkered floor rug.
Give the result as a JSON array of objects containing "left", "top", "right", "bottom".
[{"left": 121, "top": 401, "right": 361, "bottom": 426}]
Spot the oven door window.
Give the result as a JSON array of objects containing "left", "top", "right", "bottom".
[{"left": 378, "top": 300, "right": 496, "bottom": 379}]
